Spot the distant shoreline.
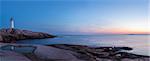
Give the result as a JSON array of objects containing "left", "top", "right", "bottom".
[{"left": 127, "top": 34, "right": 150, "bottom": 35}]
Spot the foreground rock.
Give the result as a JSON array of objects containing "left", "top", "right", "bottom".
[
  {"left": 49, "top": 44, "right": 150, "bottom": 61},
  {"left": 0, "top": 43, "right": 84, "bottom": 61},
  {"left": 0, "top": 28, "right": 56, "bottom": 43},
  {"left": 34, "top": 45, "right": 84, "bottom": 61},
  {"left": 0, "top": 50, "right": 31, "bottom": 61},
  {"left": 0, "top": 43, "right": 149, "bottom": 61}
]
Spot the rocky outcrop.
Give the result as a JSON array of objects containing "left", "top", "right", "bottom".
[
  {"left": 48, "top": 44, "right": 150, "bottom": 61},
  {"left": 0, "top": 28, "right": 56, "bottom": 43},
  {"left": 0, "top": 43, "right": 149, "bottom": 61}
]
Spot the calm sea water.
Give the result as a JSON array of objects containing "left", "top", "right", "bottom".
[{"left": 17, "top": 35, "right": 150, "bottom": 56}]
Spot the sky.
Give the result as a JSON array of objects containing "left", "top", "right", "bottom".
[{"left": 0, "top": 0, "right": 149, "bottom": 35}]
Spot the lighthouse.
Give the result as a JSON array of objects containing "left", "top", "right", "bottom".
[{"left": 10, "top": 17, "right": 14, "bottom": 29}]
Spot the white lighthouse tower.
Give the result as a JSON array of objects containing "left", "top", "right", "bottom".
[{"left": 10, "top": 17, "right": 14, "bottom": 29}]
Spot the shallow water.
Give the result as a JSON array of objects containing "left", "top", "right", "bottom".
[{"left": 17, "top": 35, "right": 150, "bottom": 56}]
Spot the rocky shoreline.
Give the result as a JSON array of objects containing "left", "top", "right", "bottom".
[
  {"left": 0, "top": 43, "right": 149, "bottom": 61},
  {"left": 48, "top": 44, "right": 150, "bottom": 61},
  {"left": 0, "top": 28, "right": 56, "bottom": 43}
]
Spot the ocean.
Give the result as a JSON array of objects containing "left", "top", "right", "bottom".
[{"left": 16, "top": 35, "right": 150, "bottom": 56}]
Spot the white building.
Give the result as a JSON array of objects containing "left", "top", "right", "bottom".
[{"left": 10, "top": 17, "right": 14, "bottom": 29}]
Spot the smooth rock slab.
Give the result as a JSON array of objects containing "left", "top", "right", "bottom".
[
  {"left": 34, "top": 45, "right": 84, "bottom": 61},
  {"left": 0, "top": 50, "right": 31, "bottom": 61}
]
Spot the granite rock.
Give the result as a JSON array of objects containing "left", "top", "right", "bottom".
[{"left": 0, "top": 28, "right": 56, "bottom": 43}]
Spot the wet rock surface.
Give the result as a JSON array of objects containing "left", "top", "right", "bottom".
[{"left": 0, "top": 28, "right": 56, "bottom": 43}]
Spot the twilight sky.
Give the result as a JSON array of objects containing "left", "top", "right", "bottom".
[{"left": 0, "top": 0, "right": 149, "bottom": 35}]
